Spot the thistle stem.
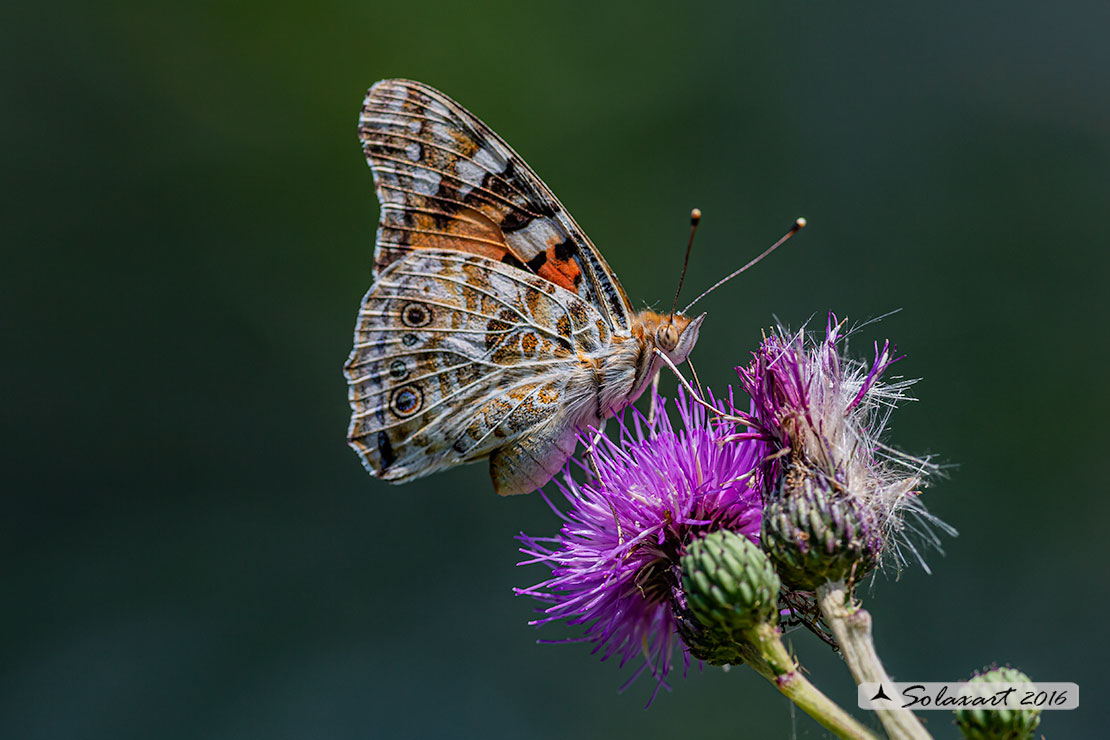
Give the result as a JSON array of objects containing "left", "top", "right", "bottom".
[
  {"left": 816, "top": 580, "right": 933, "bottom": 740},
  {"left": 741, "top": 623, "right": 882, "bottom": 740}
]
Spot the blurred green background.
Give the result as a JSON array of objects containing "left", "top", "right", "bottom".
[{"left": 4, "top": 1, "right": 1107, "bottom": 738}]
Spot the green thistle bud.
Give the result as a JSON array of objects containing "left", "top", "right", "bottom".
[
  {"left": 679, "top": 529, "right": 780, "bottom": 655},
  {"left": 955, "top": 666, "right": 1041, "bottom": 740},
  {"left": 761, "top": 466, "right": 882, "bottom": 590}
]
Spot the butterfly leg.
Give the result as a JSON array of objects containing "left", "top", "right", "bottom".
[
  {"left": 651, "top": 348, "right": 752, "bottom": 425},
  {"left": 581, "top": 419, "right": 609, "bottom": 480}
]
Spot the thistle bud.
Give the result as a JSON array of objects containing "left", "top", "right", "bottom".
[
  {"left": 761, "top": 465, "right": 882, "bottom": 590},
  {"left": 955, "top": 666, "right": 1041, "bottom": 740},
  {"left": 678, "top": 529, "right": 780, "bottom": 657}
]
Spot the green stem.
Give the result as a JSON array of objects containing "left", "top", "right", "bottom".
[
  {"left": 741, "top": 622, "right": 883, "bottom": 740},
  {"left": 816, "top": 580, "right": 932, "bottom": 740}
]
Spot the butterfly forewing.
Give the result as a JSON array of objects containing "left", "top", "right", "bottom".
[{"left": 358, "top": 78, "right": 632, "bottom": 332}]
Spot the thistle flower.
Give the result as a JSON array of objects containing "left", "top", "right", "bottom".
[
  {"left": 515, "top": 389, "right": 763, "bottom": 702},
  {"left": 737, "top": 314, "right": 953, "bottom": 584}
]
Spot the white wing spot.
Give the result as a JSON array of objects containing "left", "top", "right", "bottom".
[
  {"left": 377, "top": 186, "right": 404, "bottom": 205},
  {"left": 431, "top": 123, "right": 454, "bottom": 145},
  {"left": 413, "top": 171, "right": 441, "bottom": 196},
  {"left": 455, "top": 159, "right": 485, "bottom": 199},
  {"left": 406, "top": 142, "right": 421, "bottom": 161},
  {"left": 506, "top": 217, "right": 562, "bottom": 261},
  {"left": 473, "top": 147, "right": 506, "bottom": 174},
  {"left": 385, "top": 89, "right": 407, "bottom": 112},
  {"left": 427, "top": 99, "right": 451, "bottom": 118}
]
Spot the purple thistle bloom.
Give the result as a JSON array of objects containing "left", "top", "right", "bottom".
[
  {"left": 737, "top": 313, "right": 954, "bottom": 571},
  {"left": 515, "top": 388, "right": 764, "bottom": 703}
]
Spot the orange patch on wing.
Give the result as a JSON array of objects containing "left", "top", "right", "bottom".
[
  {"left": 448, "top": 128, "right": 479, "bottom": 158},
  {"left": 408, "top": 207, "right": 509, "bottom": 260},
  {"left": 536, "top": 244, "right": 582, "bottom": 292}
]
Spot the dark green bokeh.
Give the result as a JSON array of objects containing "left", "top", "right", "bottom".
[{"left": 5, "top": 2, "right": 1107, "bottom": 738}]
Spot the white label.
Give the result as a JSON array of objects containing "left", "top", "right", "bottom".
[{"left": 857, "top": 682, "right": 1079, "bottom": 710}]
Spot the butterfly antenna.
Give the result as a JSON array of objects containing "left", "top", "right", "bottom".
[
  {"left": 669, "top": 208, "right": 702, "bottom": 320},
  {"left": 682, "top": 217, "right": 806, "bottom": 313}
]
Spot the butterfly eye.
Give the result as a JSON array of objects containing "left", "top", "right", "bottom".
[{"left": 657, "top": 323, "right": 679, "bottom": 352}]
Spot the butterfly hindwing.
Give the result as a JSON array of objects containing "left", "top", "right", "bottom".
[
  {"left": 344, "top": 249, "right": 610, "bottom": 492},
  {"left": 358, "top": 78, "right": 632, "bottom": 333}
]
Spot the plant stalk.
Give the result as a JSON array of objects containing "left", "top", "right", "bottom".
[
  {"left": 816, "top": 580, "right": 932, "bottom": 740},
  {"left": 741, "top": 623, "right": 882, "bottom": 740}
]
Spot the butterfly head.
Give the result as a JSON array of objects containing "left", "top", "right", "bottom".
[{"left": 637, "top": 310, "right": 706, "bottom": 366}]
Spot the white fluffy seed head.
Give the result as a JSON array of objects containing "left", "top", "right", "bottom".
[{"left": 756, "top": 318, "right": 956, "bottom": 574}]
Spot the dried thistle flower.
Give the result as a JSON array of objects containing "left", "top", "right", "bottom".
[{"left": 738, "top": 314, "right": 954, "bottom": 586}]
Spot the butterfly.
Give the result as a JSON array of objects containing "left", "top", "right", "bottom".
[{"left": 345, "top": 79, "right": 705, "bottom": 495}]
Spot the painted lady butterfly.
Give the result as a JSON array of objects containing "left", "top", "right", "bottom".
[{"left": 345, "top": 79, "right": 704, "bottom": 495}]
